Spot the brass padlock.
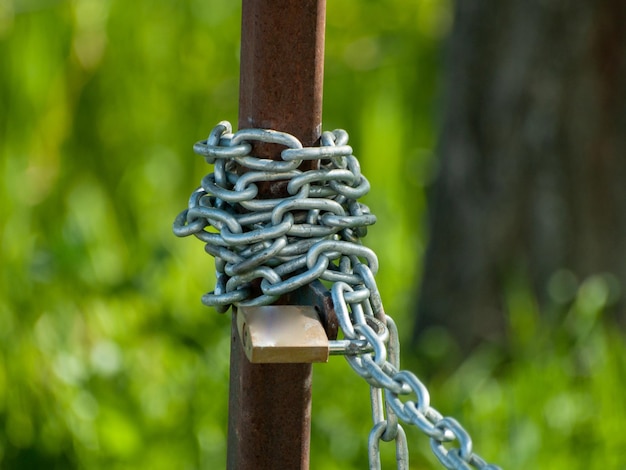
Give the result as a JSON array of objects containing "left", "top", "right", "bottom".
[{"left": 236, "top": 306, "right": 330, "bottom": 363}]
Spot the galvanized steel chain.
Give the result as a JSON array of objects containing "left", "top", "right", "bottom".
[{"left": 173, "top": 121, "right": 501, "bottom": 470}]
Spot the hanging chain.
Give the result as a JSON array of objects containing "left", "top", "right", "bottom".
[{"left": 173, "top": 121, "right": 501, "bottom": 470}]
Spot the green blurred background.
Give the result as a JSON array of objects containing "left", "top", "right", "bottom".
[{"left": 1, "top": 1, "right": 624, "bottom": 469}]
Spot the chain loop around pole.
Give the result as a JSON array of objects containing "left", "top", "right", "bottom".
[{"left": 174, "top": 122, "right": 501, "bottom": 470}]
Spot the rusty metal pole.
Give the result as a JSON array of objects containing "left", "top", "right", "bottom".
[{"left": 227, "top": 1, "right": 326, "bottom": 469}]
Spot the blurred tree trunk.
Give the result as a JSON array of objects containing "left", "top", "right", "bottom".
[{"left": 414, "top": 0, "right": 626, "bottom": 353}]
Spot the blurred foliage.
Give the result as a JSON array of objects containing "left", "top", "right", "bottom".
[{"left": 0, "top": 1, "right": 624, "bottom": 469}]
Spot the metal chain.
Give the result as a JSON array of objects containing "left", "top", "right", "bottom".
[{"left": 173, "top": 121, "right": 501, "bottom": 470}]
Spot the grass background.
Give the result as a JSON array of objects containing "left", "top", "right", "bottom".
[{"left": 1, "top": 0, "right": 624, "bottom": 468}]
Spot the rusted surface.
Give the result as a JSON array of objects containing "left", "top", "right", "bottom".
[
  {"left": 238, "top": 0, "right": 325, "bottom": 147},
  {"left": 227, "top": 1, "right": 327, "bottom": 469},
  {"left": 228, "top": 312, "right": 314, "bottom": 470}
]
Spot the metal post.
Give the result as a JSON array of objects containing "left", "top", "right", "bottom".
[{"left": 227, "top": 1, "right": 326, "bottom": 469}]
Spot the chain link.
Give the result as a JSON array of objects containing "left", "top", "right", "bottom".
[{"left": 174, "top": 121, "right": 501, "bottom": 470}]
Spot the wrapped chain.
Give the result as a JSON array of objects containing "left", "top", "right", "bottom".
[{"left": 173, "top": 121, "right": 501, "bottom": 470}]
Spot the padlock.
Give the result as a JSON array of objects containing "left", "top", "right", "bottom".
[{"left": 236, "top": 306, "right": 330, "bottom": 363}]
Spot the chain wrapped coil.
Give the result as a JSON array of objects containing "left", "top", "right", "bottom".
[{"left": 174, "top": 122, "right": 501, "bottom": 470}]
